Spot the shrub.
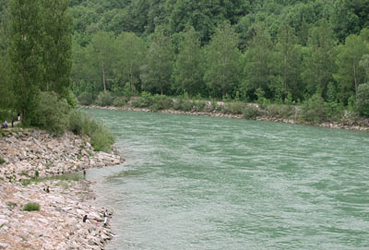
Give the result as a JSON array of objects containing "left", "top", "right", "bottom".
[
  {"left": 150, "top": 95, "right": 173, "bottom": 111},
  {"left": 90, "top": 122, "right": 114, "bottom": 153},
  {"left": 173, "top": 97, "right": 192, "bottom": 111},
  {"left": 96, "top": 91, "right": 114, "bottom": 106},
  {"left": 23, "top": 202, "right": 40, "bottom": 211},
  {"left": 357, "top": 83, "right": 369, "bottom": 117},
  {"left": 78, "top": 92, "right": 95, "bottom": 106},
  {"left": 113, "top": 96, "right": 129, "bottom": 107},
  {"left": 0, "top": 156, "right": 5, "bottom": 164},
  {"left": 32, "top": 91, "right": 71, "bottom": 136},
  {"left": 192, "top": 101, "right": 206, "bottom": 112},
  {"left": 222, "top": 102, "right": 245, "bottom": 114},
  {"left": 69, "top": 110, "right": 84, "bottom": 135},
  {"left": 243, "top": 105, "right": 259, "bottom": 119},
  {"left": 265, "top": 104, "right": 295, "bottom": 119},
  {"left": 66, "top": 90, "right": 78, "bottom": 109},
  {"left": 299, "top": 93, "right": 325, "bottom": 123}
]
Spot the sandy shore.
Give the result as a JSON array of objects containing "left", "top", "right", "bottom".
[{"left": 0, "top": 128, "right": 124, "bottom": 249}]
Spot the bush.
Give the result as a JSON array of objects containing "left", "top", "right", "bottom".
[
  {"left": 243, "top": 105, "right": 259, "bottom": 119},
  {"left": 78, "top": 92, "right": 95, "bottom": 106},
  {"left": 0, "top": 156, "right": 5, "bottom": 164},
  {"left": 69, "top": 110, "right": 84, "bottom": 135},
  {"left": 113, "top": 96, "right": 129, "bottom": 107},
  {"left": 23, "top": 202, "right": 40, "bottom": 211},
  {"left": 90, "top": 122, "right": 115, "bottom": 152},
  {"left": 173, "top": 97, "right": 192, "bottom": 111},
  {"left": 265, "top": 104, "right": 295, "bottom": 119},
  {"left": 150, "top": 95, "right": 173, "bottom": 111},
  {"left": 299, "top": 93, "right": 325, "bottom": 123},
  {"left": 96, "top": 91, "right": 114, "bottom": 106},
  {"left": 66, "top": 90, "right": 78, "bottom": 109},
  {"left": 32, "top": 92, "right": 71, "bottom": 136},
  {"left": 357, "top": 83, "right": 369, "bottom": 117},
  {"left": 192, "top": 101, "right": 206, "bottom": 112},
  {"left": 222, "top": 102, "right": 245, "bottom": 114}
]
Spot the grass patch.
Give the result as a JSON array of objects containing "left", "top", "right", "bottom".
[
  {"left": 22, "top": 173, "right": 82, "bottom": 186},
  {"left": 23, "top": 202, "right": 40, "bottom": 211}
]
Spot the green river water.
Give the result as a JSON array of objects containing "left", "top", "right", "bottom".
[{"left": 83, "top": 109, "right": 369, "bottom": 250}]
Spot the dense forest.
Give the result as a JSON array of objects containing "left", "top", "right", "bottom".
[{"left": 1, "top": 0, "right": 369, "bottom": 125}]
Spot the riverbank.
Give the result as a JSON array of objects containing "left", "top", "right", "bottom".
[
  {"left": 0, "top": 128, "right": 124, "bottom": 249},
  {"left": 80, "top": 105, "right": 369, "bottom": 132}
]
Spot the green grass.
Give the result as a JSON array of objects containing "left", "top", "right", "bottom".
[
  {"left": 23, "top": 202, "right": 40, "bottom": 211},
  {"left": 22, "top": 172, "right": 82, "bottom": 186}
]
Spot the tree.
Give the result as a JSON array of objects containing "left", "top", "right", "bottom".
[
  {"left": 275, "top": 25, "right": 303, "bottom": 101},
  {"left": 8, "top": 0, "right": 44, "bottom": 125},
  {"left": 0, "top": 1, "right": 13, "bottom": 110},
  {"left": 243, "top": 24, "right": 276, "bottom": 100},
  {"left": 140, "top": 27, "right": 174, "bottom": 95},
  {"left": 85, "top": 32, "right": 116, "bottom": 93},
  {"left": 356, "top": 83, "right": 369, "bottom": 116},
  {"left": 40, "top": 0, "right": 72, "bottom": 98},
  {"left": 301, "top": 19, "right": 337, "bottom": 100},
  {"left": 203, "top": 22, "right": 241, "bottom": 98},
  {"left": 173, "top": 26, "right": 204, "bottom": 98},
  {"left": 334, "top": 34, "right": 368, "bottom": 104},
  {"left": 113, "top": 32, "right": 146, "bottom": 95}
]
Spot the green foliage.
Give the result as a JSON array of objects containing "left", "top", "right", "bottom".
[
  {"left": 78, "top": 92, "right": 95, "bottom": 106},
  {"left": 0, "top": 156, "right": 5, "bottom": 164},
  {"left": 222, "top": 102, "right": 245, "bottom": 115},
  {"left": 90, "top": 122, "right": 114, "bottom": 152},
  {"left": 204, "top": 22, "right": 241, "bottom": 98},
  {"left": 357, "top": 83, "right": 369, "bottom": 117},
  {"left": 299, "top": 93, "right": 325, "bottom": 123},
  {"left": 243, "top": 105, "right": 260, "bottom": 120},
  {"left": 69, "top": 109, "right": 85, "bottom": 135},
  {"left": 34, "top": 170, "right": 39, "bottom": 179},
  {"left": 23, "top": 202, "right": 40, "bottom": 211},
  {"left": 66, "top": 90, "right": 78, "bottom": 109},
  {"left": 33, "top": 92, "right": 71, "bottom": 136},
  {"left": 173, "top": 96, "right": 192, "bottom": 111},
  {"left": 149, "top": 94, "right": 173, "bottom": 112},
  {"left": 266, "top": 104, "right": 295, "bottom": 119},
  {"left": 96, "top": 91, "right": 114, "bottom": 106},
  {"left": 113, "top": 96, "right": 129, "bottom": 107}
]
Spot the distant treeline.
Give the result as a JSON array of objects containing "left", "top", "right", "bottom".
[{"left": 68, "top": 0, "right": 369, "bottom": 107}]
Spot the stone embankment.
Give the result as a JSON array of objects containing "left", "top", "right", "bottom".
[{"left": 0, "top": 128, "right": 124, "bottom": 249}]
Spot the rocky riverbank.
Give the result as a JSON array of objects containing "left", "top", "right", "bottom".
[{"left": 0, "top": 128, "right": 124, "bottom": 249}]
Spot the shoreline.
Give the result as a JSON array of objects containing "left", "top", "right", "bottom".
[
  {"left": 80, "top": 105, "right": 369, "bottom": 132},
  {"left": 0, "top": 128, "right": 124, "bottom": 249}
]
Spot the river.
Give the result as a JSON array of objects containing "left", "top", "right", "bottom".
[{"left": 83, "top": 109, "right": 369, "bottom": 250}]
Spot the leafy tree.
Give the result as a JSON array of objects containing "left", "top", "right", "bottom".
[
  {"left": 203, "top": 22, "right": 241, "bottom": 98},
  {"left": 173, "top": 26, "right": 204, "bottom": 98},
  {"left": 140, "top": 27, "right": 174, "bottom": 95},
  {"left": 275, "top": 25, "right": 303, "bottom": 101},
  {"left": 334, "top": 34, "right": 368, "bottom": 104},
  {"left": 331, "top": 0, "right": 369, "bottom": 42},
  {"left": 301, "top": 19, "right": 337, "bottom": 100},
  {"left": 85, "top": 31, "right": 116, "bottom": 92},
  {"left": 113, "top": 32, "right": 146, "bottom": 94},
  {"left": 243, "top": 24, "right": 276, "bottom": 100},
  {"left": 40, "top": 0, "right": 72, "bottom": 98},
  {"left": 356, "top": 83, "right": 369, "bottom": 117},
  {"left": 8, "top": 0, "right": 44, "bottom": 125}
]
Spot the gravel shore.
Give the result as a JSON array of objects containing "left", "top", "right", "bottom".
[{"left": 0, "top": 128, "right": 124, "bottom": 249}]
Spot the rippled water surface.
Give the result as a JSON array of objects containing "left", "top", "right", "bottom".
[{"left": 84, "top": 109, "right": 369, "bottom": 250}]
